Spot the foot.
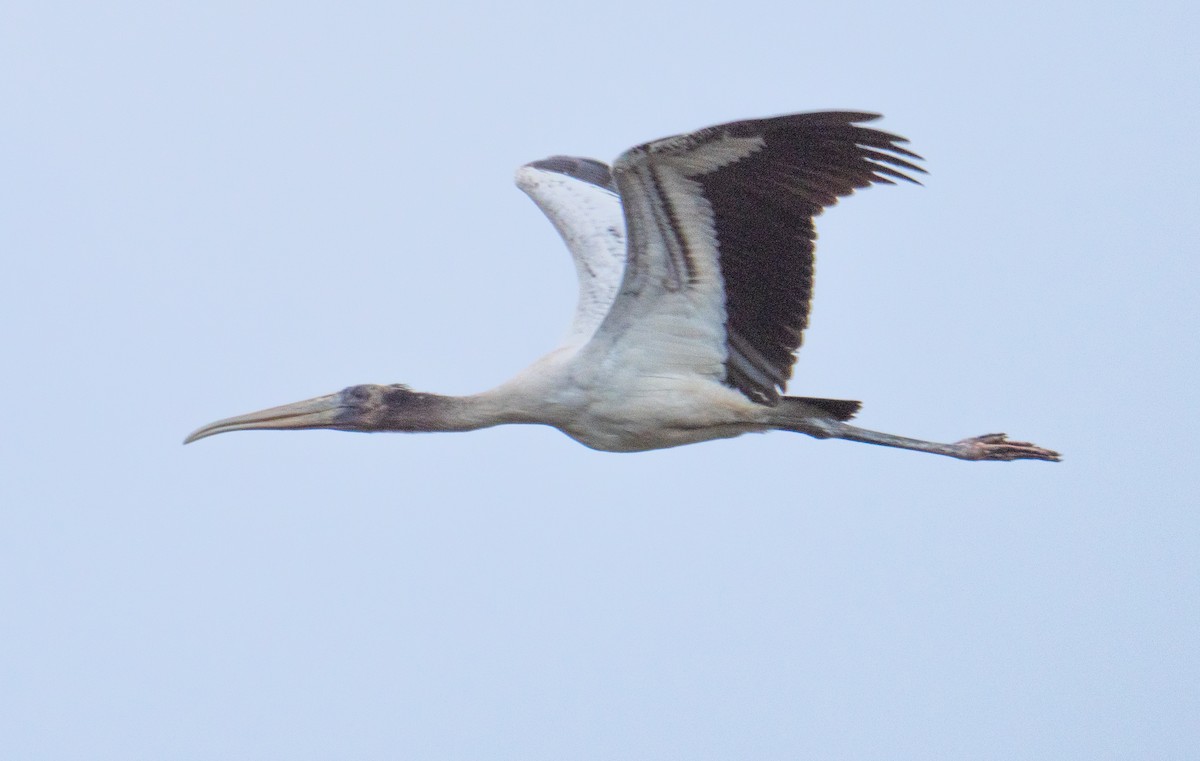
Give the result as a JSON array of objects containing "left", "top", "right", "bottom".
[{"left": 953, "top": 433, "right": 1061, "bottom": 462}]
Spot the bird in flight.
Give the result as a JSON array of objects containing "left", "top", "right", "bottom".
[{"left": 186, "top": 111, "right": 1059, "bottom": 462}]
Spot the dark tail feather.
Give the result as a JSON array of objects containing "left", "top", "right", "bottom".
[{"left": 782, "top": 396, "right": 862, "bottom": 421}]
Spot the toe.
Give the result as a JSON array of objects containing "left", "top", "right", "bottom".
[{"left": 956, "top": 433, "right": 1061, "bottom": 462}]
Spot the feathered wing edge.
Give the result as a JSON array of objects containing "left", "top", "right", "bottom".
[{"left": 515, "top": 157, "right": 628, "bottom": 349}]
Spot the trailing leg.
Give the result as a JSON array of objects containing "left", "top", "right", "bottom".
[{"left": 769, "top": 406, "right": 1060, "bottom": 462}]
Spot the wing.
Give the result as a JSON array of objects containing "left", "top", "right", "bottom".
[
  {"left": 583, "top": 111, "right": 925, "bottom": 404},
  {"left": 515, "top": 156, "right": 627, "bottom": 350}
]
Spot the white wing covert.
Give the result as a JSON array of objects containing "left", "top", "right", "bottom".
[{"left": 515, "top": 157, "right": 627, "bottom": 350}]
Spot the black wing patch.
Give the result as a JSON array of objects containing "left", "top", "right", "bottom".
[
  {"left": 642, "top": 112, "right": 925, "bottom": 404},
  {"left": 528, "top": 156, "right": 618, "bottom": 194}
]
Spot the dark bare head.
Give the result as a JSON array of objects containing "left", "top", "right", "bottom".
[{"left": 183, "top": 384, "right": 457, "bottom": 443}]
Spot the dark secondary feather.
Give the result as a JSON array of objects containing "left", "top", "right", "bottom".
[
  {"left": 528, "top": 156, "right": 617, "bottom": 193},
  {"left": 638, "top": 112, "right": 925, "bottom": 404}
]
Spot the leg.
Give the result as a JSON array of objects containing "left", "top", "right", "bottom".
[{"left": 781, "top": 418, "right": 1060, "bottom": 462}]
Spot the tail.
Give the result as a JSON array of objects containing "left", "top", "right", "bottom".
[{"left": 780, "top": 396, "right": 862, "bottom": 421}]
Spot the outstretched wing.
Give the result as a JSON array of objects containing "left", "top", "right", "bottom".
[
  {"left": 515, "top": 156, "right": 627, "bottom": 350},
  {"left": 583, "top": 111, "right": 925, "bottom": 404}
]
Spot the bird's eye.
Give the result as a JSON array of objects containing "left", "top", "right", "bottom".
[
  {"left": 345, "top": 385, "right": 373, "bottom": 402},
  {"left": 383, "top": 385, "right": 413, "bottom": 406}
]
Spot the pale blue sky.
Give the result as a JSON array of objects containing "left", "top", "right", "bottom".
[{"left": 2, "top": 1, "right": 1197, "bottom": 758}]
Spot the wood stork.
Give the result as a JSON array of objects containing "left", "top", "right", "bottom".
[{"left": 186, "top": 111, "right": 1059, "bottom": 461}]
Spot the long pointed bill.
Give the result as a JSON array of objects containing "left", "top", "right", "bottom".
[{"left": 184, "top": 392, "right": 345, "bottom": 444}]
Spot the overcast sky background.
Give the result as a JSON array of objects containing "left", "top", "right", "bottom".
[{"left": 3, "top": 1, "right": 1197, "bottom": 759}]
